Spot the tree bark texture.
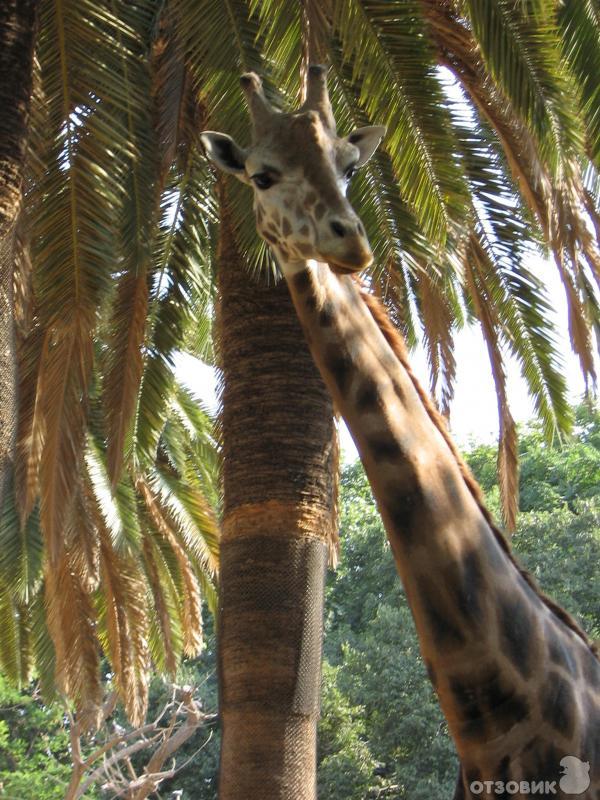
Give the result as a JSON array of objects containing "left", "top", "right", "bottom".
[
  {"left": 217, "top": 205, "right": 336, "bottom": 799},
  {"left": 0, "top": 0, "right": 38, "bottom": 513}
]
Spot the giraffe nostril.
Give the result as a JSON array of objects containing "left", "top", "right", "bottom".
[
  {"left": 330, "top": 220, "right": 346, "bottom": 238},
  {"left": 357, "top": 221, "right": 365, "bottom": 236}
]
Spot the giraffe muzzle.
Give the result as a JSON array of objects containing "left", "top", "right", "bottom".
[
  {"left": 320, "top": 216, "right": 374, "bottom": 272},
  {"left": 323, "top": 235, "right": 374, "bottom": 273}
]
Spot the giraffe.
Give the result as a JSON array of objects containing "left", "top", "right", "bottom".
[{"left": 201, "top": 67, "right": 600, "bottom": 799}]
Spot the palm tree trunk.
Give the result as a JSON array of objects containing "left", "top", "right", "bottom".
[
  {"left": 217, "top": 202, "right": 336, "bottom": 799},
  {"left": 0, "top": 0, "right": 38, "bottom": 512}
]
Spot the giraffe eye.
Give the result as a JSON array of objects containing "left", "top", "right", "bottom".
[
  {"left": 344, "top": 165, "right": 356, "bottom": 181},
  {"left": 251, "top": 173, "right": 274, "bottom": 190}
]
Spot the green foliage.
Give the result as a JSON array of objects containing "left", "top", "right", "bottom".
[
  {"left": 0, "top": 674, "right": 97, "bottom": 800},
  {"left": 318, "top": 661, "right": 376, "bottom": 799},
  {"left": 467, "top": 403, "right": 600, "bottom": 513}
]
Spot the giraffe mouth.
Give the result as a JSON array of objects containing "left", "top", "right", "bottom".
[
  {"left": 328, "top": 262, "right": 361, "bottom": 274},
  {"left": 324, "top": 242, "right": 374, "bottom": 273},
  {"left": 327, "top": 259, "right": 371, "bottom": 275}
]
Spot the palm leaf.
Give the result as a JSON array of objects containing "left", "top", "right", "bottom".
[
  {"left": 0, "top": 582, "right": 21, "bottom": 685},
  {"left": 141, "top": 533, "right": 180, "bottom": 675},
  {"left": 332, "top": 0, "right": 469, "bottom": 243},
  {"left": 461, "top": 0, "right": 584, "bottom": 175},
  {"left": 96, "top": 524, "right": 150, "bottom": 725},
  {"left": 136, "top": 476, "right": 205, "bottom": 656},
  {"left": 465, "top": 234, "right": 519, "bottom": 529},
  {"left": 45, "top": 547, "right": 102, "bottom": 718},
  {"left": 556, "top": 0, "right": 600, "bottom": 165},
  {"left": 413, "top": 269, "right": 457, "bottom": 417}
]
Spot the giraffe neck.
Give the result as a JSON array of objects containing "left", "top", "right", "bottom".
[{"left": 283, "top": 259, "right": 599, "bottom": 781}]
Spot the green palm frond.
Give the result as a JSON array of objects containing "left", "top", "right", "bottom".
[
  {"left": 176, "top": 0, "right": 281, "bottom": 277},
  {"left": 145, "top": 466, "right": 219, "bottom": 577},
  {"left": 0, "top": 481, "right": 43, "bottom": 604},
  {"left": 333, "top": 0, "right": 470, "bottom": 244},
  {"left": 131, "top": 142, "right": 216, "bottom": 471},
  {"left": 328, "top": 52, "right": 427, "bottom": 273},
  {"left": 85, "top": 437, "right": 142, "bottom": 552},
  {"left": 30, "top": 588, "right": 57, "bottom": 700},
  {"left": 413, "top": 269, "right": 457, "bottom": 417},
  {"left": 467, "top": 224, "right": 572, "bottom": 439},
  {"left": 251, "top": 0, "right": 303, "bottom": 99},
  {"left": 556, "top": 0, "right": 600, "bottom": 165},
  {"left": 464, "top": 234, "right": 519, "bottom": 529},
  {"left": 461, "top": 0, "right": 584, "bottom": 175},
  {"left": 0, "top": 582, "right": 21, "bottom": 685}
]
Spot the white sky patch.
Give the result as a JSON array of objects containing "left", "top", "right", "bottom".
[{"left": 175, "top": 252, "right": 595, "bottom": 463}]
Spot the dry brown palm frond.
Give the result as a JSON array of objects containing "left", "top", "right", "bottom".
[
  {"left": 152, "top": 11, "right": 189, "bottom": 181},
  {"left": 136, "top": 476, "right": 203, "bottom": 658},
  {"left": 555, "top": 253, "right": 596, "bottom": 386},
  {"left": 69, "top": 482, "right": 101, "bottom": 592},
  {"left": 141, "top": 535, "right": 178, "bottom": 676},
  {"left": 39, "top": 319, "right": 93, "bottom": 564},
  {"left": 44, "top": 547, "right": 102, "bottom": 724},
  {"left": 15, "top": 321, "right": 46, "bottom": 523},
  {"left": 12, "top": 215, "right": 33, "bottom": 338},
  {"left": 104, "top": 272, "right": 150, "bottom": 487},
  {"left": 465, "top": 233, "right": 519, "bottom": 531},
  {"left": 98, "top": 524, "right": 150, "bottom": 727},
  {"left": 414, "top": 268, "right": 457, "bottom": 418}
]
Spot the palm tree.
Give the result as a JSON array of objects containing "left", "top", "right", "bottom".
[
  {"left": 0, "top": 0, "right": 39, "bottom": 519},
  {"left": 2, "top": 0, "right": 599, "bottom": 796},
  {"left": 1, "top": 0, "right": 219, "bottom": 727}
]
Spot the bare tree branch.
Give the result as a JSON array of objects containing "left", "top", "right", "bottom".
[{"left": 64, "top": 684, "right": 216, "bottom": 800}]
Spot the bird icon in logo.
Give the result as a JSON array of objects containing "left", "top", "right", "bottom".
[{"left": 559, "top": 756, "right": 591, "bottom": 795}]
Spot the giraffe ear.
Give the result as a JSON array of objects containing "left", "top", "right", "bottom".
[
  {"left": 345, "top": 126, "right": 386, "bottom": 167},
  {"left": 200, "top": 131, "right": 249, "bottom": 180}
]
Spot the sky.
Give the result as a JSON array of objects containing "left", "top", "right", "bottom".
[{"left": 175, "top": 251, "right": 594, "bottom": 463}]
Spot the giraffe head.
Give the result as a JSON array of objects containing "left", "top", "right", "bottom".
[{"left": 200, "top": 66, "right": 385, "bottom": 273}]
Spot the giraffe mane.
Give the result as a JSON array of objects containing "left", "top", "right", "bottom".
[{"left": 357, "top": 281, "right": 599, "bottom": 659}]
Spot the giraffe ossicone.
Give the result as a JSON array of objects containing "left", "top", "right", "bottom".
[{"left": 200, "top": 66, "right": 385, "bottom": 274}]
